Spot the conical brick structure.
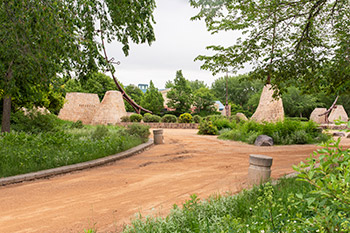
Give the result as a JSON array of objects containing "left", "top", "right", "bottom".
[
  {"left": 328, "top": 105, "right": 348, "bottom": 123},
  {"left": 58, "top": 92, "right": 100, "bottom": 124},
  {"left": 91, "top": 91, "right": 127, "bottom": 125},
  {"left": 251, "top": 84, "right": 284, "bottom": 123},
  {"left": 310, "top": 108, "right": 328, "bottom": 124}
]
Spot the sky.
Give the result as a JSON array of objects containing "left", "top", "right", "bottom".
[{"left": 106, "top": 0, "right": 248, "bottom": 89}]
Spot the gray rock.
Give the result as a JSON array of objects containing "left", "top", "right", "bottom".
[
  {"left": 254, "top": 135, "right": 274, "bottom": 146},
  {"left": 333, "top": 132, "right": 346, "bottom": 137}
]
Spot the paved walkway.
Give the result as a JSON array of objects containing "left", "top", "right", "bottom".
[{"left": 0, "top": 129, "right": 343, "bottom": 233}]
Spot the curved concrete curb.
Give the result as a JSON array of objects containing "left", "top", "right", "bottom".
[{"left": 0, "top": 139, "right": 154, "bottom": 186}]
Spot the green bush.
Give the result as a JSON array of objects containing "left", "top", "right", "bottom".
[
  {"left": 11, "top": 111, "right": 61, "bottom": 134},
  {"left": 193, "top": 115, "right": 202, "bottom": 123},
  {"left": 161, "top": 114, "right": 177, "bottom": 123},
  {"left": 70, "top": 120, "right": 84, "bottom": 129},
  {"left": 143, "top": 113, "right": 161, "bottom": 123},
  {"left": 91, "top": 125, "right": 110, "bottom": 140},
  {"left": 125, "top": 123, "right": 150, "bottom": 142},
  {"left": 130, "top": 113, "right": 143, "bottom": 122},
  {"left": 178, "top": 113, "right": 193, "bottom": 123},
  {"left": 121, "top": 115, "right": 130, "bottom": 122},
  {"left": 219, "top": 119, "right": 330, "bottom": 145},
  {"left": 198, "top": 120, "right": 218, "bottom": 135}
]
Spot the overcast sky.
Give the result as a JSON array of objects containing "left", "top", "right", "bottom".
[{"left": 106, "top": 0, "right": 247, "bottom": 89}]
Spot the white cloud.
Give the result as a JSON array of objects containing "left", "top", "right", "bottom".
[{"left": 106, "top": 0, "right": 248, "bottom": 89}]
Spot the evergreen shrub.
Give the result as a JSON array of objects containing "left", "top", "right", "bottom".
[
  {"left": 130, "top": 113, "right": 143, "bottom": 122},
  {"left": 143, "top": 113, "right": 161, "bottom": 123},
  {"left": 193, "top": 115, "right": 202, "bottom": 123},
  {"left": 198, "top": 120, "right": 218, "bottom": 135},
  {"left": 161, "top": 114, "right": 177, "bottom": 123},
  {"left": 121, "top": 115, "right": 130, "bottom": 122}
]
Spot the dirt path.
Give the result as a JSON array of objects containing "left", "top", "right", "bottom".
[{"left": 0, "top": 129, "right": 348, "bottom": 233}]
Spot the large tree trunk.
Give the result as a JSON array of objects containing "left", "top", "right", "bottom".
[{"left": 1, "top": 96, "right": 11, "bottom": 133}]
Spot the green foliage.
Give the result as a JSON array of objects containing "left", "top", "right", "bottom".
[
  {"left": 1, "top": 0, "right": 156, "bottom": 132},
  {"left": 143, "top": 113, "right": 161, "bottom": 123},
  {"left": 193, "top": 87, "right": 216, "bottom": 115},
  {"left": 91, "top": 125, "right": 110, "bottom": 140},
  {"left": 198, "top": 120, "right": 218, "bottom": 135},
  {"left": 71, "top": 120, "right": 84, "bottom": 129},
  {"left": 166, "top": 70, "right": 193, "bottom": 115},
  {"left": 122, "top": 177, "right": 316, "bottom": 232},
  {"left": 121, "top": 116, "right": 131, "bottom": 122},
  {"left": 292, "top": 139, "right": 350, "bottom": 232},
  {"left": 140, "top": 81, "right": 164, "bottom": 115},
  {"left": 178, "top": 113, "right": 193, "bottom": 123},
  {"left": 192, "top": 115, "right": 202, "bottom": 123},
  {"left": 219, "top": 120, "right": 330, "bottom": 145},
  {"left": 130, "top": 114, "right": 143, "bottom": 123},
  {"left": 64, "top": 73, "right": 116, "bottom": 101},
  {"left": 124, "top": 85, "right": 144, "bottom": 112},
  {"left": 161, "top": 114, "right": 177, "bottom": 123},
  {"left": 11, "top": 111, "right": 61, "bottom": 134},
  {"left": 188, "top": 79, "right": 207, "bottom": 91},
  {"left": 190, "top": 0, "right": 350, "bottom": 94},
  {"left": 0, "top": 125, "right": 145, "bottom": 177},
  {"left": 125, "top": 123, "right": 150, "bottom": 142}
]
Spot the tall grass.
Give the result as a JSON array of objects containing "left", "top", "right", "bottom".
[
  {"left": 219, "top": 119, "right": 330, "bottom": 145},
  {"left": 123, "top": 178, "right": 314, "bottom": 233}
]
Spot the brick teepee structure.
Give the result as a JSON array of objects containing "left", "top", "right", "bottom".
[
  {"left": 91, "top": 91, "right": 127, "bottom": 125},
  {"left": 328, "top": 105, "right": 349, "bottom": 123},
  {"left": 251, "top": 84, "right": 284, "bottom": 123}
]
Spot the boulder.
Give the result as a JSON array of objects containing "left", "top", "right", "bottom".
[
  {"left": 236, "top": 112, "right": 248, "bottom": 121},
  {"left": 310, "top": 108, "right": 328, "bottom": 124},
  {"left": 333, "top": 132, "right": 346, "bottom": 137},
  {"left": 254, "top": 135, "right": 274, "bottom": 146},
  {"left": 251, "top": 84, "right": 284, "bottom": 123}
]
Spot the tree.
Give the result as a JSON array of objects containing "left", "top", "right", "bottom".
[
  {"left": 1, "top": 0, "right": 156, "bottom": 133},
  {"left": 193, "top": 87, "right": 216, "bottom": 116},
  {"left": 190, "top": 0, "right": 350, "bottom": 94},
  {"left": 64, "top": 72, "right": 116, "bottom": 101},
  {"left": 140, "top": 81, "right": 164, "bottom": 115},
  {"left": 211, "top": 74, "right": 263, "bottom": 110},
  {"left": 188, "top": 80, "right": 207, "bottom": 92},
  {"left": 124, "top": 85, "right": 144, "bottom": 112},
  {"left": 167, "top": 70, "right": 193, "bottom": 115}
]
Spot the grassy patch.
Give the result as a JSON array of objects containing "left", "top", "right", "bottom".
[
  {"left": 122, "top": 178, "right": 314, "bottom": 233},
  {"left": 0, "top": 112, "right": 150, "bottom": 178},
  {"left": 219, "top": 119, "right": 330, "bottom": 145}
]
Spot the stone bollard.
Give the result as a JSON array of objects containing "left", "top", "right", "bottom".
[
  {"left": 248, "top": 154, "right": 273, "bottom": 185},
  {"left": 153, "top": 129, "right": 164, "bottom": 145}
]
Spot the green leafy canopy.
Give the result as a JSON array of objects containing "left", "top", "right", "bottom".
[{"left": 190, "top": 0, "right": 350, "bottom": 94}]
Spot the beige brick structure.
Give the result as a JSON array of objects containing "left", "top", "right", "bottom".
[
  {"left": 310, "top": 108, "right": 328, "bottom": 124},
  {"left": 91, "top": 91, "right": 127, "bottom": 125},
  {"left": 251, "top": 84, "right": 284, "bottom": 122},
  {"left": 328, "top": 105, "right": 349, "bottom": 123},
  {"left": 58, "top": 92, "right": 100, "bottom": 124}
]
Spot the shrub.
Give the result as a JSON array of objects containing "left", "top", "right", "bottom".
[
  {"left": 130, "top": 113, "right": 143, "bottom": 122},
  {"left": 125, "top": 123, "right": 150, "bottom": 142},
  {"left": 70, "top": 120, "right": 84, "bottom": 129},
  {"left": 219, "top": 119, "right": 330, "bottom": 145},
  {"left": 143, "top": 113, "right": 161, "bottom": 123},
  {"left": 198, "top": 120, "right": 218, "bottom": 135},
  {"left": 121, "top": 115, "right": 130, "bottom": 122},
  {"left": 178, "top": 113, "right": 192, "bottom": 123},
  {"left": 11, "top": 111, "right": 60, "bottom": 134},
  {"left": 161, "top": 114, "right": 177, "bottom": 123},
  {"left": 193, "top": 115, "right": 202, "bottom": 123},
  {"left": 91, "top": 125, "right": 110, "bottom": 140}
]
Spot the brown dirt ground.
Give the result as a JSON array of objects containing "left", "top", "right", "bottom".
[{"left": 0, "top": 129, "right": 349, "bottom": 233}]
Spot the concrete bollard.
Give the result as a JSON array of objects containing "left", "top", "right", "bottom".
[
  {"left": 248, "top": 154, "right": 273, "bottom": 185},
  {"left": 153, "top": 129, "right": 164, "bottom": 144}
]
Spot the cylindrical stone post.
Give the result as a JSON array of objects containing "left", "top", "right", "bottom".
[
  {"left": 153, "top": 129, "right": 164, "bottom": 145},
  {"left": 248, "top": 154, "right": 273, "bottom": 185}
]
